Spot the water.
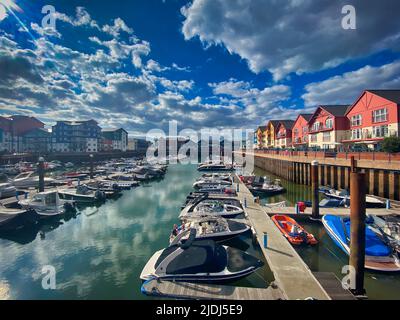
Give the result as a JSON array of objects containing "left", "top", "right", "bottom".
[
  {"left": 0, "top": 164, "right": 271, "bottom": 300},
  {"left": 254, "top": 167, "right": 400, "bottom": 300}
]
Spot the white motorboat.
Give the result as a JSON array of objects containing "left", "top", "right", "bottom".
[
  {"left": 180, "top": 199, "right": 244, "bottom": 219},
  {"left": 140, "top": 231, "right": 263, "bottom": 282},
  {"left": 18, "top": 191, "right": 74, "bottom": 218},
  {"left": 368, "top": 215, "right": 400, "bottom": 254},
  {"left": 197, "top": 161, "right": 233, "bottom": 172},
  {"left": 193, "top": 178, "right": 232, "bottom": 189},
  {"left": 0, "top": 164, "right": 19, "bottom": 175},
  {"left": 58, "top": 185, "right": 107, "bottom": 203},
  {"left": 11, "top": 171, "right": 55, "bottom": 189},
  {"left": 0, "top": 183, "right": 17, "bottom": 199},
  {"left": 321, "top": 187, "right": 385, "bottom": 208},
  {"left": 169, "top": 216, "right": 250, "bottom": 244}
]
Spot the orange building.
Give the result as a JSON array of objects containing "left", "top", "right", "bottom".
[{"left": 292, "top": 114, "right": 312, "bottom": 148}]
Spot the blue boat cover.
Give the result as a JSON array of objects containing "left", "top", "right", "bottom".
[{"left": 324, "top": 215, "right": 391, "bottom": 257}]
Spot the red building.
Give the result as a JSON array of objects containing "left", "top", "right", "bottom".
[
  {"left": 0, "top": 115, "right": 44, "bottom": 153},
  {"left": 308, "top": 105, "right": 350, "bottom": 150},
  {"left": 344, "top": 90, "right": 400, "bottom": 148},
  {"left": 275, "top": 120, "right": 294, "bottom": 148},
  {"left": 292, "top": 114, "right": 312, "bottom": 148}
]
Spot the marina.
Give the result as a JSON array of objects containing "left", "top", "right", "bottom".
[{"left": 0, "top": 160, "right": 399, "bottom": 300}]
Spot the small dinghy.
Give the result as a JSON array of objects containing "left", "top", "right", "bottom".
[
  {"left": 170, "top": 216, "right": 250, "bottom": 244},
  {"left": 141, "top": 229, "right": 263, "bottom": 282},
  {"left": 18, "top": 191, "right": 75, "bottom": 218},
  {"left": 322, "top": 215, "right": 400, "bottom": 272},
  {"left": 272, "top": 215, "right": 318, "bottom": 245},
  {"left": 180, "top": 200, "right": 243, "bottom": 219}
]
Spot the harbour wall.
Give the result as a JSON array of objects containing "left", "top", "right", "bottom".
[{"left": 246, "top": 152, "right": 400, "bottom": 201}]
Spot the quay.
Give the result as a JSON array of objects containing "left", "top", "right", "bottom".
[
  {"left": 239, "top": 151, "right": 400, "bottom": 201},
  {"left": 143, "top": 175, "right": 355, "bottom": 300}
]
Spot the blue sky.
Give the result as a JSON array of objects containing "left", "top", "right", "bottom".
[{"left": 0, "top": 0, "right": 399, "bottom": 136}]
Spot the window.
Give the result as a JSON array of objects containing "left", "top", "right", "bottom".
[
  {"left": 312, "top": 122, "right": 320, "bottom": 132},
  {"left": 325, "top": 118, "right": 333, "bottom": 129},
  {"left": 373, "top": 125, "right": 388, "bottom": 138},
  {"left": 323, "top": 131, "right": 331, "bottom": 142},
  {"left": 294, "top": 129, "right": 299, "bottom": 137},
  {"left": 373, "top": 108, "right": 387, "bottom": 123},
  {"left": 302, "top": 126, "right": 308, "bottom": 134},
  {"left": 351, "top": 114, "right": 362, "bottom": 127},
  {"left": 351, "top": 129, "right": 362, "bottom": 140},
  {"left": 310, "top": 134, "right": 317, "bottom": 142}
]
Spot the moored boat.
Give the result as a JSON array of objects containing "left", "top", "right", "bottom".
[
  {"left": 140, "top": 231, "right": 263, "bottom": 282},
  {"left": 58, "top": 185, "right": 107, "bottom": 203},
  {"left": 180, "top": 199, "right": 243, "bottom": 219},
  {"left": 322, "top": 215, "right": 400, "bottom": 272},
  {"left": 272, "top": 215, "right": 318, "bottom": 245},
  {"left": 11, "top": 171, "right": 55, "bottom": 189}
]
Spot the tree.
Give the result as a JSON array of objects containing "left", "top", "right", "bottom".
[{"left": 381, "top": 136, "right": 400, "bottom": 153}]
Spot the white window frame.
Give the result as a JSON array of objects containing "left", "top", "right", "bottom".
[
  {"left": 373, "top": 108, "right": 387, "bottom": 123},
  {"left": 351, "top": 114, "right": 362, "bottom": 127},
  {"left": 325, "top": 118, "right": 333, "bottom": 129}
]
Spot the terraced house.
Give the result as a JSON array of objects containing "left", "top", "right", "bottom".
[
  {"left": 265, "top": 120, "right": 281, "bottom": 148},
  {"left": 344, "top": 90, "right": 400, "bottom": 149},
  {"left": 255, "top": 126, "right": 268, "bottom": 149},
  {"left": 275, "top": 120, "right": 295, "bottom": 148},
  {"left": 308, "top": 105, "right": 350, "bottom": 150},
  {"left": 292, "top": 114, "right": 313, "bottom": 149},
  {"left": 101, "top": 128, "right": 128, "bottom": 152}
]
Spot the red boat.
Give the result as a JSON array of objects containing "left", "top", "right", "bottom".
[{"left": 271, "top": 215, "right": 318, "bottom": 245}]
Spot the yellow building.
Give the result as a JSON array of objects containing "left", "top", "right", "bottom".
[
  {"left": 255, "top": 126, "right": 268, "bottom": 149},
  {"left": 265, "top": 120, "right": 281, "bottom": 148}
]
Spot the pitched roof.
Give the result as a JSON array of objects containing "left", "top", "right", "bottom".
[
  {"left": 297, "top": 114, "right": 313, "bottom": 122},
  {"left": 320, "top": 105, "right": 350, "bottom": 116},
  {"left": 278, "top": 120, "right": 295, "bottom": 129},
  {"left": 257, "top": 126, "right": 267, "bottom": 131},
  {"left": 367, "top": 90, "right": 400, "bottom": 104},
  {"left": 267, "top": 120, "right": 281, "bottom": 127}
]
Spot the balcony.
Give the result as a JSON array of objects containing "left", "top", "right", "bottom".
[{"left": 309, "top": 125, "right": 333, "bottom": 133}]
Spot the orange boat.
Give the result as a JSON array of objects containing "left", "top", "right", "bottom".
[{"left": 271, "top": 215, "right": 318, "bottom": 245}]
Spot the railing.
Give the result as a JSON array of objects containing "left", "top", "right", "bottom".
[{"left": 248, "top": 149, "right": 400, "bottom": 162}]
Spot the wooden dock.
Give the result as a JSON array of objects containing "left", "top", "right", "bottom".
[
  {"left": 141, "top": 280, "right": 284, "bottom": 300},
  {"left": 312, "top": 272, "right": 356, "bottom": 300},
  {"left": 235, "top": 176, "right": 332, "bottom": 300}
]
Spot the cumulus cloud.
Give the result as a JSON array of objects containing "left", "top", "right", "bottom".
[
  {"left": 181, "top": 0, "right": 400, "bottom": 80},
  {"left": 302, "top": 61, "right": 400, "bottom": 106},
  {"left": 102, "top": 18, "right": 134, "bottom": 38}
]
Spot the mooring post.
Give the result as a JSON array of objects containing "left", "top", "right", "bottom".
[
  {"left": 89, "top": 154, "right": 94, "bottom": 180},
  {"left": 349, "top": 170, "right": 366, "bottom": 296},
  {"left": 38, "top": 157, "right": 45, "bottom": 192},
  {"left": 311, "top": 160, "right": 319, "bottom": 219}
]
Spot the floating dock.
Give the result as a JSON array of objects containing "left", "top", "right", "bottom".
[{"left": 141, "top": 280, "right": 284, "bottom": 300}]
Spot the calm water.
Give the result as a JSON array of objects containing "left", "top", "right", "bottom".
[
  {"left": 254, "top": 167, "right": 400, "bottom": 300},
  {"left": 0, "top": 164, "right": 271, "bottom": 300}
]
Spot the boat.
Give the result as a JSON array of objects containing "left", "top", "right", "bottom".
[
  {"left": 58, "top": 185, "right": 107, "bottom": 203},
  {"left": 321, "top": 188, "right": 385, "bottom": 208},
  {"left": 169, "top": 216, "right": 250, "bottom": 244},
  {"left": 367, "top": 215, "right": 400, "bottom": 255},
  {"left": 64, "top": 162, "right": 74, "bottom": 168},
  {"left": 0, "top": 205, "right": 34, "bottom": 230},
  {"left": 241, "top": 176, "right": 286, "bottom": 196},
  {"left": 140, "top": 230, "right": 263, "bottom": 282},
  {"left": 11, "top": 171, "right": 55, "bottom": 188},
  {"left": 200, "top": 173, "right": 232, "bottom": 181},
  {"left": 322, "top": 215, "right": 400, "bottom": 272},
  {"left": 197, "top": 184, "right": 236, "bottom": 194},
  {"left": 0, "top": 164, "right": 19, "bottom": 175},
  {"left": 193, "top": 178, "right": 232, "bottom": 189},
  {"left": 264, "top": 201, "right": 287, "bottom": 208},
  {"left": 85, "top": 181, "right": 122, "bottom": 196},
  {"left": 271, "top": 215, "right": 318, "bottom": 245},
  {"left": 63, "top": 172, "right": 88, "bottom": 180},
  {"left": 100, "top": 179, "right": 138, "bottom": 190},
  {"left": 0, "top": 183, "right": 17, "bottom": 199},
  {"left": 180, "top": 199, "right": 244, "bottom": 219},
  {"left": 197, "top": 161, "right": 233, "bottom": 172},
  {"left": 18, "top": 191, "right": 75, "bottom": 218}
]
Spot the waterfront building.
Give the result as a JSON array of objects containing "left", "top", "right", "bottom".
[
  {"left": 21, "top": 128, "right": 51, "bottom": 154},
  {"left": 255, "top": 126, "right": 268, "bottom": 149},
  {"left": 344, "top": 90, "right": 400, "bottom": 149},
  {"left": 292, "top": 114, "right": 313, "bottom": 149},
  {"left": 52, "top": 120, "right": 101, "bottom": 153},
  {"left": 0, "top": 115, "right": 45, "bottom": 153},
  {"left": 275, "top": 120, "right": 295, "bottom": 149},
  {"left": 101, "top": 128, "right": 128, "bottom": 152},
  {"left": 308, "top": 105, "right": 350, "bottom": 150},
  {"left": 265, "top": 120, "right": 281, "bottom": 148}
]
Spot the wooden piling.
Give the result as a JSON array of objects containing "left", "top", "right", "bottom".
[
  {"left": 38, "top": 157, "right": 45, "bottom": 192},
  {"left": 311, "top": 160, "right": 319, "bottom": 219},
  {"left": 349, "top": 171, "right": 366, "bottom": 296},
  {"left": 89, "top": 154, "right": 94, "bottom": 180}
]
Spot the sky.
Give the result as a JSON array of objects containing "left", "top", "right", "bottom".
[{"left": 0, "top": 0, "right": 399, "bottom": 136}]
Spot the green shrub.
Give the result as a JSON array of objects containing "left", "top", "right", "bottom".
[{"left": 381, "top": 136, "right": 400, "bottom": 153}]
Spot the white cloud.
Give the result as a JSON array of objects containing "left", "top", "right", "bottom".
[
  {"left": 55, "top": 7, "right": 100, "bottom": 30},
  {"left": 302, "top": 61, "right": 400, "bottom": 106},
  {"left": 181, "top": 0, "right": 400, "bottom": 80},
  {"left": 102, "top": 18, "right": 134, "bottom": 38}
]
